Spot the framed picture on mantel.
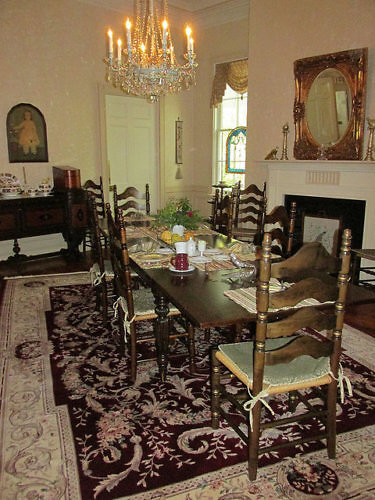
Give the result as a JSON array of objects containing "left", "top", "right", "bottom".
[
  {"left": 6, "top": 103, "right": 49, "bottom": 163},
  {"left": 302, "top": 214, "right": 342, "bottom": 256}
]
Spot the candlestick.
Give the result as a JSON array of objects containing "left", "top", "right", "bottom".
[
  {"left": 280, "top": 122, "right": 289, "bottom": 160},
  {"left": 23, "top": 166, "right": 27, "bottom": 185},
  {"left": 364, "top": 118, "right": 375, "bottom": 161}
]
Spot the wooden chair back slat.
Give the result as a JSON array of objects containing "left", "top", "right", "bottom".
[
  {"left": 233, "top": 182, "right": 266, "bottom": 228},
  {"left": 113, "top": 184, "right": 150, "bottom": 220},
  {"left": 210, "top": 189, "right": 233, "bottom": 235},
  {"left": 226, "top": 181, "right": 267, "bottom": 244},
  {"left": 211, "top": 228, "right": 352, "bottom": 482},
  {"left": 271, "top": 240, "right": 339, "bottom": 280},
  {"left": 106, "top": 203, "right": 135, "bottom": 319},
  {"left": 261, "top": 201, "right": 297, "bottom": 257},
  {"left": 88, "top": 193, "right": 110, "bottom": 322},
  {"left": 83, "top": 177, "right": 105, "bottom": 218},
  {"left": 255, "top": 229, "right": 351, "bottom": 374}
]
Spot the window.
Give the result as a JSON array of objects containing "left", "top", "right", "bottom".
[{"left": 213, "top": 85, "right": 247, "bottom": 187}]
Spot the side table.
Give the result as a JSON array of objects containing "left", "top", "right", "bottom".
[{"left": 351, "top": 249, "right": 375, "bottom": 288}]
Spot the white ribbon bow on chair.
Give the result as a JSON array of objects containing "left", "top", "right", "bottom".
[
  {"left": 113, "top": 296, "right": 135, "bottom": 343},
  {"left": 243, "top": 386, "right": 274, "bottom": 431},
  {"left": 330, "top": 363, "right": 353, "bottom": 403}
]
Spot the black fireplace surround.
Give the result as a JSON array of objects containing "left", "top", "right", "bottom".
[{"left": 285, "top": 195, "right": 365, "bottom": 254}]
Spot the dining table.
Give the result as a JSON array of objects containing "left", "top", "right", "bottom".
[{"left": 101, "top": 221, "right": 375, "bottom": 381}]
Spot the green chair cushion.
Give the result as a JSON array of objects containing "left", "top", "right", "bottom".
[
  {"left": 218, "top": 336, "right": 331, "bottom": 387},
  {"left": 127, "top": 289, "right": 179, "bottom": 316}
]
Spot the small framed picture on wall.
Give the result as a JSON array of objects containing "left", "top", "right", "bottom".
[
  {"left": 175, "top": 120, "right": 183, "bottom": 164},
  {"left": 6, "top": 103, "right": 49, "bottom": 163}
]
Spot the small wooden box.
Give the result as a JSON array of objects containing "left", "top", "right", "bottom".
[{"left": 53, "top": 166, "right": 81, "bottom": 190}]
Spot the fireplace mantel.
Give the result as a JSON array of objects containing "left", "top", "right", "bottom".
[{"left": 258, "top": 160, "right": 375, "bottom": 248}]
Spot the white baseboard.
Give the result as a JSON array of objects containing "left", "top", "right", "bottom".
[{"left": 0, "top": 234, "right": 66, "bottom": 261}]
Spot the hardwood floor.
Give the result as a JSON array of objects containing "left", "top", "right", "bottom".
[
  {"left": 0, "top": 253, "right": 92, "bottom": 278},
  {"left": 1, "top": 253, "right": 374, "bottom": 337}
]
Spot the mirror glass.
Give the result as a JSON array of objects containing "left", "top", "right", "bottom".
[
  {"left": 293, "top": 48, "right": 367, "bottom": 160},
  {"left": 306, "top": 69, "right": 352, "bottom": 146}
]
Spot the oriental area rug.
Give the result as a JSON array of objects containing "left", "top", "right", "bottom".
[{"left": 1, "top": 273, "right": 375, "bottom": 499}]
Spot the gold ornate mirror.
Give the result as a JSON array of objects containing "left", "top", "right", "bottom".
[{"left": 293, "top": 48, "right": 367, "bottom": 160}]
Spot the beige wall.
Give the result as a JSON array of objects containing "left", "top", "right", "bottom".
[
  {"left": 1, "top": 0, "right": 117, "bottom": 187},
  {"left": 1, "top": 0, "right": 374, "bottom": 219},
  {"left": 192, "top": 15, "right": 249, "bottom": 216},
  {"left": 247, "top": 0, "right": 375, "bottom": 184},
  {"left": 0, "top": 0, "right": 198, "bottom": 257},
  {"left": 0, "top": 0, "right": 197, "bottom": 201}
]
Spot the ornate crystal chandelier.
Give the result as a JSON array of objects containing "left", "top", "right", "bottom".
[{"left": 105, "top": 0, "right": 197, "bottom": 103}]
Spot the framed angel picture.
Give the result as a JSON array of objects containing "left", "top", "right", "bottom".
[{"left": 6, "top": 103, "right": 49, "bottom": 163}]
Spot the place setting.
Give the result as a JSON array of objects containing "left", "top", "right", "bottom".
[{"left": 169, "top": 240, "right": 195, "bottom": 273}]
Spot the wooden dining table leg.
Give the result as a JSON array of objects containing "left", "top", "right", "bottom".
[{"left": 153, "top": 290, "right": 170, "bottom": 382}]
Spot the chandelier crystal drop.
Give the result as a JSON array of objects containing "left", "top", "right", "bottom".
[{"left": 104, "top": 0, "right": 197, "bottom": 103}]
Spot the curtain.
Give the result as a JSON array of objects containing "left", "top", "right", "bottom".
[{"left": 210, "top": 58, "right": 248, "bottom": 108}]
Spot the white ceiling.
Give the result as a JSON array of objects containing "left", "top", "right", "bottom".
[
  {"left": 168, "top": 0, "right": 231, "bottom": 11},
  {"left": 77, "top": 0, "right": 247, "bottom": 15},
  {"left": 77, "top": 0, "right": 249, "bottom": 27}
]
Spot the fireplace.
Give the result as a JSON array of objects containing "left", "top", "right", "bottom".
[
  {"left": 285, "top": 195, "right": 365, "bottom": 255},
  {"left": 261, "top": 160, "right": 375, "bottom": 250}
]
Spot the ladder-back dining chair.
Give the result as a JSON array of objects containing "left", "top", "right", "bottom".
[
  {"left": 87, "top": 193, "right": 113, "bottom": 324},
  {"left": 230, "top": 182, "right": 266, "bottom": 243},
  {"left": 106, "top": 203, "right": 195, "bottom": 382},
  {"left": 271, "top": 240, "right": 340, "bottom": 282},
  {"left": 211, "top": 228, "right": 352, "bottom": 480},
  {"left": 83, "top": 176, "right": 106, "bottom": 252},
  {"left": 210, "top": 188, "right": 233, "bottom": 235},
  {"left": 113, "top": 184, "right": 150, "bottom": 222},
  {"left": 262, "top": 201, "right": 297, "bottom": 258}
]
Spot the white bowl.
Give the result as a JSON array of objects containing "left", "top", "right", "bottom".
[
  {"left": 27, "top": 188, "right": 39, "bottom": 196},
  {"left": 38, "top": 184, "right": 53, "bottom": 195},
  {"left": 1, "top": 186, "right": 20, "bottom": 195}
]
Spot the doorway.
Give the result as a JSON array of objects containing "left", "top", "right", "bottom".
[{"left": 104, "top": 94, "right": 160, "bottom": 212}]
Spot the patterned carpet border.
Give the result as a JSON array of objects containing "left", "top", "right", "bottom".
[{"left": 1, "top": 273, "right": 375, "bottom": 499}]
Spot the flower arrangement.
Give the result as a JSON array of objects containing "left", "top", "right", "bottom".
[{"left": 153, "top": 198, "right": 203, "bottom": 230}]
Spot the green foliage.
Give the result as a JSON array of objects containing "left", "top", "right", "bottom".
[{"left": 153, "top": 198, "right": 203, "bottom": 230}]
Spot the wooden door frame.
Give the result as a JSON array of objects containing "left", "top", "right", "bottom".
[{"left": 98, "top": 84, "right": 161, "bottom": 207}]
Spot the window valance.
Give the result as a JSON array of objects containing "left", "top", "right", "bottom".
[{"left": 210, "top": 58, "right": 248, "bottom": 108}]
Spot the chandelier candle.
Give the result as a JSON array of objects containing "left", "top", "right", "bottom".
[
  {"left": 162, "top": 19, "right": 167, "bottom": 54},
  {"left": 107, "top": 29, "right": 113, "bottom": 62},
  {"left": 117, "top": 39, "right": 122, "bottom": 65},
  {"left": 104, "top": 0, "right": 197, "bottom": 103}
]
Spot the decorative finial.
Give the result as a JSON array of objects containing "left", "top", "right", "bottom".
[
  {"left": 364, "top": 118, "right": 375, "bottom": 161},
  {"left": 280, "top": 122, "right": 289, "bottom": 160}
]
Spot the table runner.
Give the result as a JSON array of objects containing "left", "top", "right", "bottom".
[
  {"left": 130, "top": 252, "right": 171, "bottom": 269},
  {"left": 224, "top": 278, "right": 333, "bottom": 314},
  {"left": 193, "top": 259, "right": 236, "bottom": 272}
]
